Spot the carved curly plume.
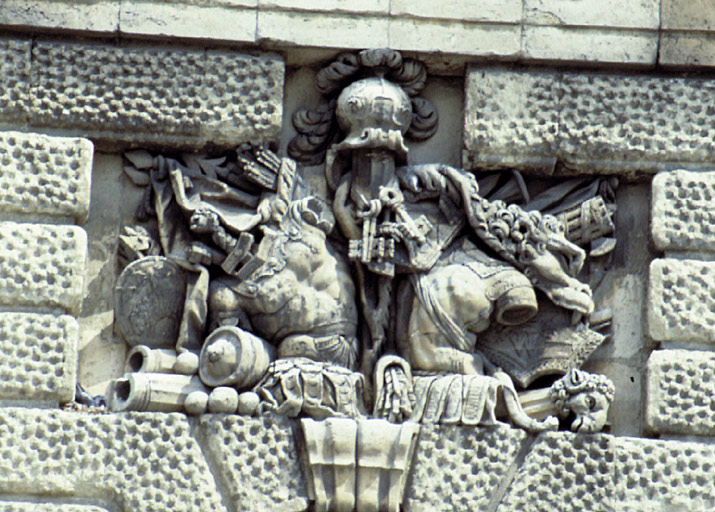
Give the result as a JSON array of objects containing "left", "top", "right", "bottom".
[
  {"left": 287, "top": 98, "right": 338, "bottom": 166},
  {"left": 407, "top": 97, "right": 438, "bottom": 141},
  {"left": 289, "top": 49, "right": 439, "bottom": 165}
]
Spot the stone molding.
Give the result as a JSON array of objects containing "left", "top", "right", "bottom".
[{"left": 4, "top": 1, "right": 715, "bottom": 69}]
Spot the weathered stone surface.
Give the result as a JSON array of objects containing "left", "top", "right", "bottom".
[
  {"left": 648, "top": 259, "right": 715, "bottom": 343},
  {"left": 465, "top": 68, "right": 715, "bottom": 175},
  {"left": 0, "top": 0, "right": 120, "bottom": 33},
  {"left": 0, "top": 38, "right": 31, "bottom": 126},
  {"left": 661, "top": 0, "right": 715, "bottom": 31},
  {"left": 651, "top": 170, "right": 715, "bottom": 253},
  {"left": 523, "top": 26, "right": 658, "bottom": 66},
  {"left": 0, "top": 222, "right": 87, "bottom": 315},
  {"left": 29, "top": 41, "right": 283, "bottom": 148},
  {"left": 404, "top": 424, "right": 526, "bottom": 511},
  {"left": 390, "top": 18, "right": 521, "bottom": 57},
  {"left": 391, "top": 0, "right": 521, "bottom": 23},
  {"left": 558, "top": 74, "right": 715, "bottom": 172},
  {"left": 525, "top": 0, "right": 659, "bottom": 29},
  {"left": 615, "top": 436, "right": 715, "bottom": 510},
  {"left": 0, "top": 131, "right": 93, "bottom": 223},
  {"left": 0, "top": 408, "right": 227, "bottom": 511},
  {"left": 197, "top": 414, "right": 309, "bottom": 511},
  {"left": 0, "top": 313, "right": 77, "bottom": 405},
  {"left": 660, "top": 32, "right": 715, "bottom": 68},
  {"left": 120, "top": 1, "right": 256, "bottom": 42},
  {"left": 260, "top": 0, "right": 387, "bottom": 14},
  {"left": 0, "top": 505, "right": 111, "bottom": 512},
  {"left": 257, "top": 10, "right": 389, "bottom": 48},
  {"left": 497, "top": 432, "right": 614, "bottom": 512},
  {"left": 464, "top": 69, "right": 558, "bottom": 171},
  {"left": 660, "top": 0, "right": 715, "bottom": 68},
  {"left": 646, "top": 350, "right": 715, "bottom": 436}
]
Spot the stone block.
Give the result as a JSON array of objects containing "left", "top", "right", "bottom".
[
  {"left": 0, "top": 222, "right": 87, "bottom": 315},
  {"left": 0, "top": 131, "right": 93, "bottom": 224},
  {"left": 464, "top": 68, "right": 559, "bottom": 171},
  {"left": 257, "top": 10, "right": 389, "bottom": 48},
  {"left": 404, "top": 424, "right": 526, "bottom": 511},
  {"left": 660, "top": 32, "right": 715, "bottom": 68},
  {"left": 648, "top": 259, "right": 715, "bottom": 344},
  {"left": 615, "top": 436, "right": 715, "bottom": 510},
  {"left": 120, "top": 1, "right": 256, "bottom": 42},
  {"left": 464, "top": 68, "right": 715, "bottom": 175},
  {"left": 197, "top": 414, "right": 309, "bottom": 511},
  {"left": 390, "top": 0, "right": 522, "bottom": 23},
  {"left": 0, "top": 0, "right": 120, "bottom": 33},
  {"left": 0, "top": 38, "right": 31, "bottom": 126},
  {"left": 523, "top": 26, "right": 658, "bottom": 66},
  {"left": 30, "top": 41, "right": 283, "bottom": 148},
  {"left": 661, "top": 0, "right": 715, "bottom": 31},
  {"left": 497, "top": 432, "right": 615, "bottom": 512},
  {"left": 559, "top": 74, "right": 715, "bottom": 172},
  {"left": 0, "top": 409, "right": 227, "bottom": 511},
  {"left": 524, "top": 0, "right": 659, "bottom": 29},
  {"left": 259, "top": 0, "right": 388, "bottom": 14},
  {"left": 0, "top": 313, "right": 77, "bottom": 405},
  {"left": 389, "top": 18, "right": 521, "bottom": 57},
  {"left": 646, "top": 349, "right": 715, "bottom": 436},
  {"left": 651, "top": 170, "right": 715, "bottom": 253}
]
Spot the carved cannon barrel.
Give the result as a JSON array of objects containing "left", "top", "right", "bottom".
[
  {"left": 124, "top": 345, "right": 178, "bottom": 374},
  {"left": 199, "top": 326, "right": 275, "bottom": 388},
  {"left": 109, "top": 373, "right": 207, "bottom": 412}
]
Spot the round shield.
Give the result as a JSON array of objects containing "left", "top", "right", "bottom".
[{"left": 114, "top": 256, "right": 187, "bottom": 349}]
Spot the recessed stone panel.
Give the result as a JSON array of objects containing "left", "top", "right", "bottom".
[
  {"left": 30, "top": 41, "right": 283, "bottom": 148},
  {"left": 646, "top": 349, "right": 715, "bottom": 437},
  {"left": 0, "top": 222, "right": 87, "bottom": 315},
  {"left": 648, "top": 259, "right": 715, "bottom": 343},
  {"left": 0, "top": 312, "right": 77, "bottom": 405},
  {"left": 0, "top": 131, "right": 93, "bottom": 224},
  {"left": 651, "top": 169, "right": 715, "bottom": 253}
]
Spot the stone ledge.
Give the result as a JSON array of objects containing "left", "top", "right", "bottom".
[
  {"left": 0, "top": 222, "right": 87, "bottom": 315},
  {"left": 464, "top": 68, "right": 715, "bottom": 176},
  {"left": 0, "top": 313, "right": 78, "bottom": 405},
  {"left": 0, "top": 131, "right": 93, "bottom": 225},
  {"left": 651, "top": 169, "right": 715, "bottom": 254},
  {"left": 0, "top": 2, "right": 680, "bottom": 69},
  {"left": 647, "top": 259, "right": 715, "bottom": 344},
  {"left": 646, "top": 350, "right": 715, "bottom": 437},
  {"left": 0, "top": 37, "right": 284, "bottom": 150}
]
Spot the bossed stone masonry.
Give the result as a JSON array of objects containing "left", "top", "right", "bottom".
[
  {"left": 0, "top": 312, "right": 78, "bottom": 405},
  {"left": 465, "top": 68, "right": 715, "bottom": 176},
  {"left": 0, "top": 131, "right": 92, "bottom": 224},
  {"left": 0, "top": 38, "right": 284, "bottom": 149}
]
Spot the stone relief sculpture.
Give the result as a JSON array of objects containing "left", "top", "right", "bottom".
[{"left": 109, "top": 49, "right": 617, "bottom": 511}]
